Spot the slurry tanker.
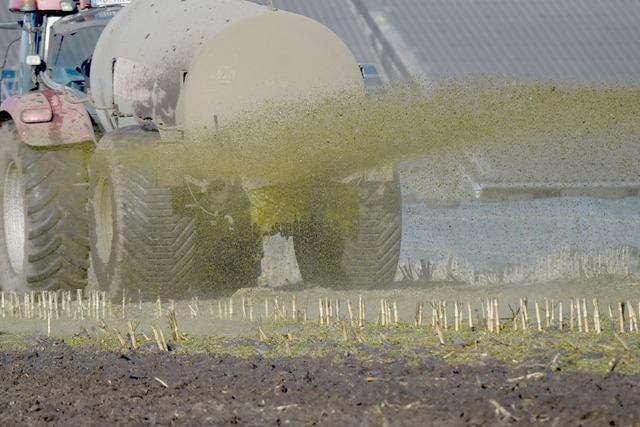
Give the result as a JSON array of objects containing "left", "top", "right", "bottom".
[{"left": 0, "top": 0, "right": 401, "bottom": 297}]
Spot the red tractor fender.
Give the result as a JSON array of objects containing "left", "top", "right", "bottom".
[{"left": 0, "top": 89, "right": 96, "bottom": 147}]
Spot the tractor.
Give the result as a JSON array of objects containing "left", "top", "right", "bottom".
[{"left": 0, "top": 0, "right": 401, "bottom": 298}]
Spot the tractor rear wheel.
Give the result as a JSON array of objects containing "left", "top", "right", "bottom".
[
  {"left": 89, "top": 147, "right": 197, "bottom": 299},
  {"left": 0, "top": 121, "right": 90, "bottom": 291},
  {"left": 293, "top": 178, "right": 402, "bottom": 289}
]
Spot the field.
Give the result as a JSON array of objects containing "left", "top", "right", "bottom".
[{"left": 2, "top": 281, "right": 640, "bottom": 425}]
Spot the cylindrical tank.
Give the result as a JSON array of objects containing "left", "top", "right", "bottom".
[
  {"left": 90, "top": 0, "right": 267, "bottom": 132},
  {"left": 90, "top": 0, "right": 364, "bottom": 136}
]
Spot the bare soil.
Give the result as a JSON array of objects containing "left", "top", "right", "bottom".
[{"left": 1, "top": 340, "right": 639, "bottom": 426}]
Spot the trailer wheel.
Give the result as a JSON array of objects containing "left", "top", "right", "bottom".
[
  {"left": 0, "top": 121, "right": 90, "bottom": 291},
  {"left": 190, "top": 181, "right": 263, "bottom": 296},
  {"left": 89, "top": 148, "right": 196, "bottom": 299},
  {"left": 294, "top": 178, "right": 401, "bottom": 289}
]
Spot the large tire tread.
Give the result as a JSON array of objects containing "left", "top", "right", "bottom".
[
  {"left": 91, "top": 158, "right": 197, "bottom": 299},
  {"left": 22, "top": 146, "right": 90, "bottom": 291},
  {"left": 294, "top": 179, "right": 402, "bottom": 289}
]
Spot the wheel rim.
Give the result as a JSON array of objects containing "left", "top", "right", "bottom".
[
  {"left": 94, "top": 176, "right": 114, "bottom": 262},
  {"left": 3, "top": 160, "right": 26, "bottom": 274}
]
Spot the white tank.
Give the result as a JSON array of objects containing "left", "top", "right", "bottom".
[
  {"left": 90, "top": 0, "right": 268, "bottom": 132},
  {"left": 90, "top": 0, "right": 364, "bottom": 136}
]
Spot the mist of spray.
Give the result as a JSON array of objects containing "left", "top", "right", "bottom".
[{"left": 123, "top": 79, "right": 640, "bottom": 190}]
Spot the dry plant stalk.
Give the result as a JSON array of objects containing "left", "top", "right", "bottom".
[
  {"left": 558, "top": 302, "right": 563, "bottom": 331},
  {"left": 570, "top": 299, "right": 575, "bottom": 331},
  {"left": 535, "top": 301, "right": 542, "bottom": 332},
  {"left": 392, "top": 300, "right": 398, "bottom": 324},
  {"left": 151, "top": 326, "right": 168, "bottom": 351},
  {"left": 593, "top": 299, "right": 601, "bottom": 334},
  {"left": 258, "top": 325, "right": 268, "bottom": 342},
  {"left": 121, "top": 288, "right": 126, "bottom": 320},
  {"left": 99, "top": 291, "right": 105, "bottom": 320},
  {"left": 127, "top": 321, "right": 138, "bottom": 350},
  {"left": 520, "top": 298, "right": 528, "bottom": 332},
  {"left": 112, "top": 328, "right": 127, "bottom": 348},
  {"left": 628, "top": 301, "right": 638, "bottom": 332},
  {"left": 431, "top": 302, "right": 437, "bottom": 328},
  {"left": 188, "top": 304, "right": 198, "bottom": 318},
  {"left": 454, "top": 302, "right": 460, "bottom": 332},
  {"left": 292, "top": 295, "right": 297, "bottom": 321},
  {"left": 442, "top": 301, "right": 448, "bottom": 330},
  {"left": 435, "top": 325, "right": 445, "bottom": 345},
  {"left": 582, "top": 299, "right": 589, "bottom": 333},
  {"left": 545, "top": 298, "right": 550, "bottom": 328},
  {"left": 467, "top": 302, "right": 473, "bottom": 330},
  {"left": 341, "top": 321, "right": 348, "bottom": 342},
  {"left": 347, "top": 299, "right": 354, "bottom": 326},
  {"left": 30, "top": 291, "right": 35, "bottom": 318},
  {"left": 15, "top": 292, "right": 22, "bottom": 318},
  {"left": 158, "top": 328, "right": 167, "bottom": 350},
  {"left": 608, "top": 304, "right": 615, "bottom": 330},
  {"left": 385, "top": 300, "right": 392, "bottom": 326},
  {"left": 576, "top": 299, "right": 582, "bottom": 333},
  {"left": 618, "top": 302, "right": 625, "bottom": 333},
  {"left": 168, "top": 310, "right": 183, "bottom": 341},
  {"left": 53, "top": 292, "right": 59, "bottom": 320}
]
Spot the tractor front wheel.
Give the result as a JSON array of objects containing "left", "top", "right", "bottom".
[{"left": 0, "top": 121, "right": 90, "bottom": 291}]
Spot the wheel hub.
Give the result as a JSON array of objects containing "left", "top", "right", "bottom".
[
  {"left": 3, "top": 160, "right": 26, "bottom": 274},
  {"left": 95, "top": 177, "right": 114, "bottom": 262}
]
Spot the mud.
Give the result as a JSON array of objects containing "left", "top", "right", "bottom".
[{"left": 1, "top": 341, "right": 639, "bottom": 426}]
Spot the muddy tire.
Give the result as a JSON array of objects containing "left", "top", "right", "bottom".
[
  {"left": 0, "top": 121, "right": 90, "bottom": 291},
  {"left": 294, "top": 178, "right": 401, "bottom": 289},
  {"left": 89, "top": 148, "right": 196, "bottom": 299}
]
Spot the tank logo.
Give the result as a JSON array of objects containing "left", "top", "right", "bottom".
[{"left": 217, "top": 66, "right": 236, "bottom": 84}]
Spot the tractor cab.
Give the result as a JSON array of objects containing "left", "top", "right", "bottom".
[
  {"left": 44, "top": 7, "right": 119, "bottom": 93},
  {"left": 3, "top": 0, "right": 130, "bottom": 97}
]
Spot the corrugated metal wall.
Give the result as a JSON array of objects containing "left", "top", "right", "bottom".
[
  {"left": 2, "top": 1, "right": 640, "bottom": 83},
  {"left": 276, "top": 0, "right": 640, "bottom": 83},
  {"left": 364, "top": 0, "right": 640, "bottom": 83}
]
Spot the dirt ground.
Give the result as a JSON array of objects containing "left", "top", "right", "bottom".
[{"left": 1, "top": 340, "right": 639, "bottom": 426}]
